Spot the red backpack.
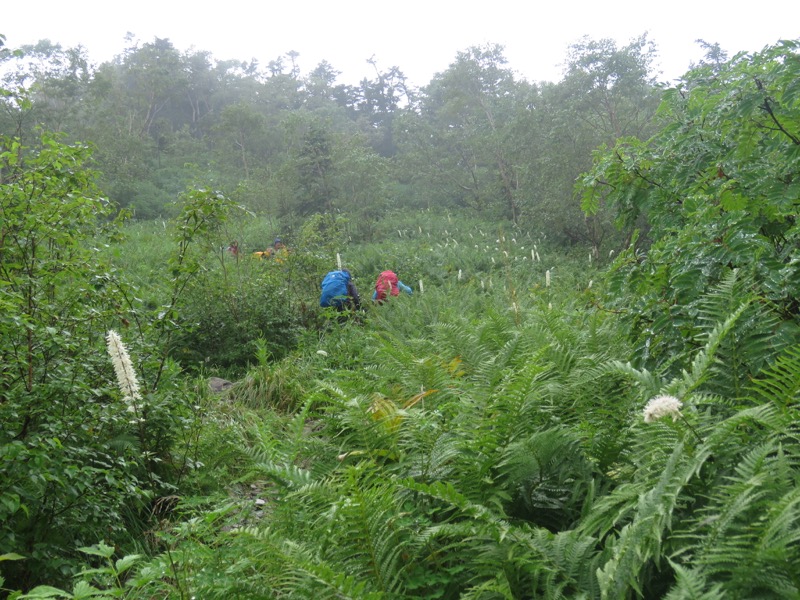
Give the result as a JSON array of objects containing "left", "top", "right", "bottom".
[{"left": 375, "top": 270, "right": 400, "bottom": 303}]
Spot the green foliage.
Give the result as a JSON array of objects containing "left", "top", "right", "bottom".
[
  {"left": 5, "top": 32, "right": 800, "bottom": 598},
  {"left": 497, "top": 427, "right": 597, "bottom": 531},
  {"left": 0, "top": 132, "right": 149, "bottom": 589},
  {"left": 2, "top": 29, "right": 670, "bottom": 251},
  {"left": 0, "top": 134, "right": 226, "bottom": 593},
  {"left": 580, "top": 40, "right": 800, "bottom": 376},
  {"left": 173, "top": 264, "right": 300, "bottom": 370}
]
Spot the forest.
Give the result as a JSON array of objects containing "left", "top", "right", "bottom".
[{"left": 1, "top": 30, "right": 800, "bottom": 599}]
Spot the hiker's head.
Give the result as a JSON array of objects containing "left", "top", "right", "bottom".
[{"left": 274, "top": 238, "right": 284, "bottom": 248}]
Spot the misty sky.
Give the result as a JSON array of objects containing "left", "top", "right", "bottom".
[{"left": 3, "top": 0, "right": 798, "bottom": 86}]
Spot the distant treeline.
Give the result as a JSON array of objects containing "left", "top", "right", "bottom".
[{"left": 1, "top": 32, "right": 707, "bottom": 248}]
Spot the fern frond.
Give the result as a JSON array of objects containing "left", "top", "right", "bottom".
[
  {"left": 748, "top": 344, "right": 800, "bottom": 407},
  {"left": 663, "top": 561, "right": 726, "bottom": 599},
  {"left": 668, "top": 402, "right": 800, "bottom": 598},
  {"left": 663, "top": 300, "right": 750, "bottom": 399},
  {"left": 601, "top": 360, "right": 662, "bottom": 397},
  {"left": 314, "top": 470, "right": 409, "bottom": 596},
  {"left": 595, "top": 441, "right": 712, "bottom": 599},
  {"left": 401, "top": 429, "right": 463, "bottom": 482},
  {"left": 496, "top": 427, "right": 595, "bottom": 531},
  {"left": 234, "top": 525, "right": 386, "bottom": 599}
]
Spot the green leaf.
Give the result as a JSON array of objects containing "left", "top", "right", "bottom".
[
  {"left": 0, "top": 552, "right": 25, "bottom": 562},
  {"left": 114, "top": 554, "right": 142, "bottom": 574},
  {"left": 77, "top": 543, "right": 115, "bottom": 559},
  {"left": 719, "top": 188, "right": 747, "bottom": 211},
  {"left": 17, "top": 585, "right": 71, "bottom": 599},
  {"left": 70, "top": 581, "right": 105, "bottom": 600}
]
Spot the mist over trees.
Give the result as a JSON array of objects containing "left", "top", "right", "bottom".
[{"left": 1, "top": 32, "right": 667, "bottom": 248}]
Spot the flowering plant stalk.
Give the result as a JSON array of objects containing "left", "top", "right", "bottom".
[{"left": 106, "top": 330, "right": 142, "bottom": 414}]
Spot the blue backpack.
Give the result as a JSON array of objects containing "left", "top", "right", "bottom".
[{"left": 320, "top": 270, "right": 351, "bottom": 308}]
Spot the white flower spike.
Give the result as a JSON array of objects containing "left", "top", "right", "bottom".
[{"left": 643, "top": 395, "right": 683, "bottom": 423}]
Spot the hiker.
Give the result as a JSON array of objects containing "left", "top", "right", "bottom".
[
  {"left": 226, "top": 241, "right": 240, "bottom": 257},
  {"left": 271, "top": 238, "right": 288, "bottom": 263},
  {"left": 253, "top": 238, "right": 287, "bottom": 260},
  {"left": 373, "top": 270, "right": 413, "bottom": 304},
  {"left": 320, "top": 269, "right": 361, "bottom": 312}
]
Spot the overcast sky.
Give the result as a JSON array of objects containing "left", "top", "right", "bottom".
[{"left": 3, "top": 0, "right": 798, "bottom": 87}]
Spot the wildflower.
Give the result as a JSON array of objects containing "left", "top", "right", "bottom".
[
  {"left": 643, "top": 395, "right": 683, "bottom": 423},
  {"left": 106, "top": 330, "right": 142, "bottom": 407},
  {"left": 458, "top": 269, "right": 462, "bottom": 281},
  {"left": 545, "top": 270, "right": 551, "bottom": 287}
]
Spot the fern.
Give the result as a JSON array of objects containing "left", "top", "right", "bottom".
[
  {"left": 496, "top": 427, "right": 596, "bottom": 531},
  {"left": 663, "top": 562, "right": 726, "bottom": 599},
  {"left": 748, "top": 344, "right": 800, "bottom": 408},
  {"left": 232, "top": 526, "right": 386, "bottom": 599},
  {"left": 593, "top": 441, "right": 712, "bottom": 598},
  {"left": 667, "top": 399, "right": 800, "bottom": 598},
  {"left": 662, "top": 298, "right": 751, "bottom": 400}
]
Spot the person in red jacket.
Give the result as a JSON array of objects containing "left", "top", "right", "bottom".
[{"left": 373, "top": 270, "right": 413, "bottom": 304}]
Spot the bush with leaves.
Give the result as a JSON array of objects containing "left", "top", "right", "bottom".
[
  {"left": 172, "top": 264, "right": 300, "bottom": 370},
  {"left": 579, "top": 39, "right": 800, "bottom": 375},
  {"left": 0, "top": 132, "right": 156, "bottom": 589},
  {"left": 0, "top": 136, "right": 232, "bottom": 590}
]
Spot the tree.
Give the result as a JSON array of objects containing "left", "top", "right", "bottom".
[
  {"left": 0, "top": 40, "right": 93, "bottom": 140},
  {"left": 579, "top": 39, "right": 800, "bottom": 373},
  {"left": 561, "top": 34, "right": 661, "bottom": 143},
  {"left": 331, "top": 136, "right": 391, "bottom": 237},
  {"left": 398, "top": 44, "right": 523, "bottom": 221},
  {"left": 284, "top": 122, "right": 337, "bottom": 216},
  {"left": 353, "top": 59, "right": 412, "bottom": 157},
  {"left": 215, "top": 102, "right": 266, "bottom": 180}
]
